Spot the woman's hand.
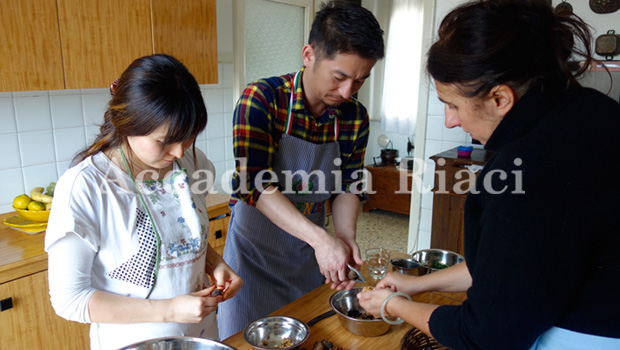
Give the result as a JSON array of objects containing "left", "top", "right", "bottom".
[
  {"left": 375, "top": 272, "right": 419, "bottom": 295},
  {"left": 209, "top": 260, "right": 243, "bottom": 301},
  {"left": 357, "top": 287, "right": 398, "bottom": 318},
  {"left": 165, "top": 285, "right": 222, "bottom": 323}
]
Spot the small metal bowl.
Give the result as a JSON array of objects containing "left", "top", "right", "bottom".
[
  {"left": 243, "top": 315, "right": 309, "bottom": 350},
  {"left": 390, "top": 258, "right": 422, "bottom": 276},
  {"left": 329, "top": 287, "right": 390, "bottom": 337},
  {"left": 118, "top": 336, "right": 238, "bottom": 350},
  {"left": 411, "top": 249, "right": 464, "bottom": 274}
]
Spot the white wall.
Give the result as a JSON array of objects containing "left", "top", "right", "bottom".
[{"left": 217, "top": 0, "right": 234, "bottom": 63}]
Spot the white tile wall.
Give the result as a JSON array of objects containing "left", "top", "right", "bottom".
[
  {"left": 416, "top": 74, "right": 472, "bottom": 250},
  {"left": 14, "top": 93, "right": 53, "bottom": 132},
  {"left": 0, "top": 97, "right": 17, "bottom": 133},
  {"left": 0, "top": 133, "right": 21, "bottom": 170},
  {"left": 0, "top": 63, "right": 236, "bottom": 213}
]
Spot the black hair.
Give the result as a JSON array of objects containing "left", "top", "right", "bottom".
[
  {"left": 73, "top": 54, "right": 207, "bottom": 164},
  {"left": 309, "top": 0, "right": 385, "bottom": 61},
  {"left": 427, "top": 0, "right": 593, "bottom": 98}
]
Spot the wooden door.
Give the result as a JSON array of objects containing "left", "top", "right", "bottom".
[
  {"left": 0, "top": 271, "right": 90, "bottom": 349},
  {"left": 151, "top": 0, "right": 218, "bottom": 84},
  {"left": 57, "top": 0, "right": 153, "bottom": 89},
  {"left": 0, "top": 0, "right": 64, "bottom": 92}
]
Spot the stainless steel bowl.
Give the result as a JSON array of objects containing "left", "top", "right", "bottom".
[
  {"left": 390, "top": 258, "right": 422, "bottom": 276},
  {"left": 411, "top": 249, "right": 464, "bottom": 274},
  {"left": 118, "top": 336, "right": 238, "bottom": 350},
  {"left": 329, "top": 287, "right": 390, "bottom": 337},
  {"left": 243, "top": 315, "right": 309, "bottom": 350}
]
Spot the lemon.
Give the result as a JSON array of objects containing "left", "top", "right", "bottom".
[
  {"left": 13, "top": 194, "right": 32, "bottom": 210},
  {"left": 27, "top": 200, "right": 46, "bottom": 211}
]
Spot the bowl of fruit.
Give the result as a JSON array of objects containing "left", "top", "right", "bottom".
[{"left": 12, "top": 183, "right": 55, "bottom": 223}]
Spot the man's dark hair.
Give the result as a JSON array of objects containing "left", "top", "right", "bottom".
[{"left": 309, "top": 1, "right": 385, "bottom": 61}]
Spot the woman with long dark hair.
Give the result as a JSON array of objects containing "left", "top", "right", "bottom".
[
  {"left": 45, "top": 54, "right": 242, "bottom": 349},
  {"left": 359, "top": 1, "right": 620, "bottom": 349}
]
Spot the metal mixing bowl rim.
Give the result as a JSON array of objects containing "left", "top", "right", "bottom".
[
  {"left": 410, "top": 248, "right": 464, "bottom": 266},
  {"left": 242, "top": 315, "right": 309, "bottom": 350},
  {"left": 118, "top": 336, "right": 237, "bottom": 350},
  {"left": 329, "top": 288, "right": 385, "bottom": 323},
  {"left": 390, "top": 258, "right": 421, "bottom": 267}
]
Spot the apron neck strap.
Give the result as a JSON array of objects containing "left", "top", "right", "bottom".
[
  {"left": 285, "top": 70, "right": 339, "bottom": 139},
  {"left": 118, "top": 146, "right": 162, "bottom": 298}
]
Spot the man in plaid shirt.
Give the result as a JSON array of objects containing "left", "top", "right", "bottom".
[{"left": 218, "top": 1, "right": 385, "bottom": 339}]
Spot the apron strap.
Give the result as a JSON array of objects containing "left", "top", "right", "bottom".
[
  {"left": 285, "top": 70, "right": 339, "bottom": 139},
  {"left": 118, "top": 146, "right": 162, "bottom": 299}
]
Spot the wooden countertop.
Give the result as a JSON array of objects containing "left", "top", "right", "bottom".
[
  {"left": 0, "top": 193, "right": 231, "bottom": 284},
  {"left": 206, "top": 193, "right": 231, "bottom": 218},
  {"left": 223, "top": 251, "right": 467, "bottom": 349},
  {"left": 0, "top": 212, "right": 48, "bottom": 284}
]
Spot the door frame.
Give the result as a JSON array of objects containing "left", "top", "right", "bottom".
[{"left": 232, "top": 0, "right": 314, "bottom": 100}]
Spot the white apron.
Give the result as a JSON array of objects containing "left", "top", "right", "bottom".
[
  {"left": 218, "top": 71, "right": 342, "bottom": 339},
  {"left": 91, "top": 152, "right": 218, "bottom": 350}
]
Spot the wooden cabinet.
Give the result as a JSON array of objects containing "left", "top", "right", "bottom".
[
  {"left": 0, "top": 270, "right": 91, "bottom": 349},
  {"left": 0, "top": 0, "right": 64, "bottom": 91},
  {"left": 362, "top": 164, "right": 412, "bottom": 215},
  {"left": 429, "top": 147, "right": 491, "bottom": 256},
  {"left": 206, "top": 193, "right": 231, "bottom": 257},
  {"left": 151, "top": 0, "right": 218, "bottom": 86},
  {"left": 57, "top": 0, "right": 153, "bottom": 90},
  {"left": 1, "top": 0, "right": 217, "bottom": 92},
  {"left": 0, "top": 213, "right": 90, "bottom": 349}
]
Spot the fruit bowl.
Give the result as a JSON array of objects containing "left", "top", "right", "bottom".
[{"left": 14, "top": 207, "right": 50, "bottom": 222}]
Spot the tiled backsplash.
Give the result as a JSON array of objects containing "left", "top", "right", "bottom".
[
  {"left": 0, "top": 63, "right": 236, "bottom": 213},
  {"left": 418, "top": 82, "right": 470, "bottom": 249}
]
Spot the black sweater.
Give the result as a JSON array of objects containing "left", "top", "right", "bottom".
[{"left": 429, "top": 85, "right": 620, "bottom": 349}]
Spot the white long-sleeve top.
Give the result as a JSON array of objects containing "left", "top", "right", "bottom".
[{"left": 45, "top": 149, "right": 218, "bottom": 349}]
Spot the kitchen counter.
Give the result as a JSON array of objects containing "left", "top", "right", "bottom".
[
  {"left": 0, "top": 193, "right": 231, "bottom": 283},
  {"left": 223, "top": 251, "right": 467, "bottom": 349},
  {"left": 0, "top": 212, "right": 48, "bottom": 284}
]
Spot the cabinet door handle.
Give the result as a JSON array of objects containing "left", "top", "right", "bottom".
[{"left": 1, "top": 297, "right": 13, "bottom": 311}]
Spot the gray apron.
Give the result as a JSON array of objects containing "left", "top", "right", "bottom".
[{"left": 218, "top": 71, "right": 341, "bottom": 340}]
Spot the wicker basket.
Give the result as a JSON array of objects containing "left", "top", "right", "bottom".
[{"left": 400, "top": 328, "right": 451, "bottom": 350}]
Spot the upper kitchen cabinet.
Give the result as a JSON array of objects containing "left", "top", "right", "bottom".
[
  {"left": 0, "top": 0, "right": 217, "bottom": 92},
  {"left": 0, "top": 0, "right": 64, "bottom": 91},
  {"left": 57, "top": 0, "right": 153, "bottom": 89},
  {"left": 152, "top": 0, "right": 218, "bottom": 85}
]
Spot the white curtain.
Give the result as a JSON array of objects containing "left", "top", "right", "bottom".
[{"left": 381, "top": 0, "right": 424, "bottom": 135}]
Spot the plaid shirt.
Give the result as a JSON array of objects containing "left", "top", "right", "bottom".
[{"left": 230, "top": 67, "right": 370, "bottom": 207}]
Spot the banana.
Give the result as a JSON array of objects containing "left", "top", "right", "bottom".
[
  {"left": 31, "top": 187, "right": 53, "bottom": 204},
  {"left": 45, "top": 202, "right": 52, "bottom": 210}
]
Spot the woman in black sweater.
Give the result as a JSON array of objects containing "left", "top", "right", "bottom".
[{"left": 358, "top": 1, "right": 620, "bottom": 349}]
